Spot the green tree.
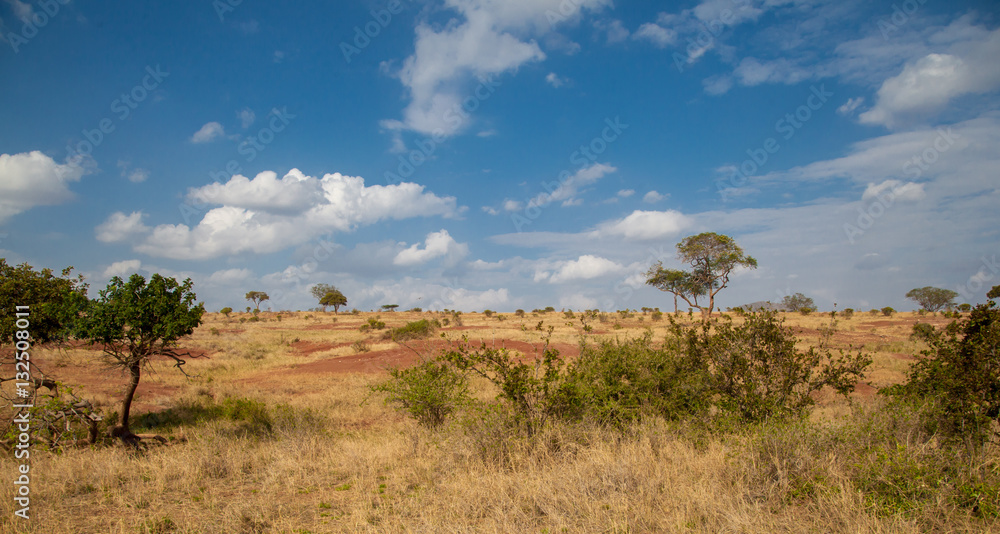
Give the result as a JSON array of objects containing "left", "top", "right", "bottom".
[
  {"left": 382, "top": 304, "right": 399, "bottom": 312},
  {"left": 219, "top": 307, "right": 232, "bottom": 318},
  {"left": 646, "top": 232, "right": 758, "bottom": 322},
  {"left": 78, "top": 274, "right": 204, "bottom": 443},
  {"left": 781, "top": 292, "right": 816, "bottom": 313},
  {"left": 319, "top": 289, "right": 347, "bottom": 313},
  {"left": 310, "top": 284, "right": 340, "bottom": 306},
  {"left": 906, "top": 286, "right": 959, "bottom": 312},
  {"left": 245, "top": 291, "right": 269, "bottom": 312},
  {"left": 0, "top": 259, "right": 88, "bottom": 344}
]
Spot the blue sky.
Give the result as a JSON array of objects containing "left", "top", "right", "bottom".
[{"left": 1, "top": 0, "right": 998, "bottom": 313}]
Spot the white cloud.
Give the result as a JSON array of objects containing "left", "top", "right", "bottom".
[
  {"left": 118, "top": 160, "right": 149, "bottom": 183},
  {"left": 837, "top": 97, "right": 865, "bottom": 116},
  {"left": 0, "top": 151, "right": 87, "bottom": 223},
  {"left": 597, "top": 19, "right": 630, "bottom": 44},
  {"left": 532, "top": 162, "right": 617, "bottom": 207},
  {"left": 643, "top": 191, "right": 666, "bottom": 203},
  {"left": 103, "top": 259, "right": 142, "bottom": 278},
  {"left": 595, "top": 210, "right": 691, "bottom": 241},
  {"left": 393, "top": 230, "right": 469, "bottom": 266},
  {"left": 384, "top": 0, "right": 609, "bottom": 136},
  {"left": 859, "top": 29, "right": 1000, "bottom": 128},
  {"left": 190, "top": 122, "right": 225, "bottom": 143},
  {"left": 633, "top": 22, "right": 676, "bottom": 48},
  {"left": 207, "top": 268, "right": 253, "bottom": 285},
  {"left": 617, "top": 189, "right": 634, "bottom": 198},
  {"left": 117, "top": 170, "right": 460, "bottom": 260},
  {"left": 95, "top": 211, "right": 150, "bottom": 243},
  {"left": 545, "top": 72, "right": 568, "bottom": 87},
  {"left": 734, "top": 57, "right": 811, "bottom": 87},
  {"left": 549, "top": 255, "right": 624, "bottom": 283},
  {"left": 5, "top": 0, "right": 33, "bottom": 19},
  {"left": 238, "top": 108, "right": 256, "bottom": 128},
  {"left": 503, "top": 199, "right": 523, "bottom": 211},
  {"left": 862, "top": 180, "right": 925, "bottom": 203},
  {"left": 436, "top": 287, "right": 510, "bottom": 311},
  {"left": 703, "top": 75, "right": 733, "bottom": 95},
  {"left": 482, "top": 206, "right": 500, "bottom": 215}
]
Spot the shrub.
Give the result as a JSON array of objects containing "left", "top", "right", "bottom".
[
  {"left": 958, "top": 303, "right": 972, "bottom": 313},
  {"left": 483, "top": 310, "right": 494, "bottom": 318},
  {"left": 886, "top": 298, "right": 1000, "bottom": 451},
  {"left": 651, "top": 311, "right": 663, "bottom": 321},
  {"left": 514, "top": 309, "right": 525, "bottom": 317},
  {"left": 210, "top": 327, "right": 220, "bottom": 336},
  {"left": 219, "top": 307, "right": 232, "bottom": 318},
  {"left": 385, "top": 319, "right": 438, "bottom": 341},
  {"left": 799, "top": 307, "right": 813, "bottom": 315},
  {"left": 359, "top": 317, "right": 386, "bottom": 332},
  {"left": 409, "top": 307, "right": 422, "bottom": 312},
  {"left": 351, "top": 340, "right": 371, "bottom": 353},
  {"left": 544, "top": 306, "right": 555, "bottom": 313},
  {"left": 881, "top": 307, "right": 896, "bottom": 317},
  {"left": 869, "top": 309, "right": 879, "bottom": 316},
  {"left": 563, "top": 310, "right": 575, "bottom": 319},
  {"left": 370, "top": 360, "right": 469, "bottom": 429},
  {"left": 842, "top": 308, "right": 854, "bottom": 318}
]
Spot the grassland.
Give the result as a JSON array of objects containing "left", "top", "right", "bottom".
[{"left": 2, "top": 309, "right": 997, "bottom": 533}]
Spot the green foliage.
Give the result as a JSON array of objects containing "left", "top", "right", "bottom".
[
  {"left": 958, "top": 303, "right": 972, "bottom": 313},
  {"left": 842, "top": 308, "right": 855, "bottom": 318},
  {"left": 886, "top": 299, "right": 1000, "bottom": 450},
  {"left": 219, "top": 307, "right": 232, "bottom": 317},
  {"left": 782, "top": 292, "right": 815, "bottom": 313},
  {"left": 381, "top": 304, "right": 399, "bottom": 312},
  {"left": 563, "top": 310, "right": 575, "bottom": 319},
  {"left": 651, "top": 311, "right": 663, "bottom": 321},
  {"left": 385, "top": 319, "right": 439, "bottom": 341},
  {"left": 514, "top": 309, "right": 525, "bottom": 317},
  {"left": 359, "top": 317, "right": 386, "bottom": 332},
  {"left": 0, "top": 259, "right": 88, "bottom": 344},
  {"left": 543, "top": 306, "right": 556, "bottom": 313},
  {"left": 646, "top": 232, "right": 758, "bottom": 321},
  {"left": 351, "top": 340, "right": 370, "bottom": 353},
  {"left": 77, "top": 273, "right": 205, "bottom": 437},
  {"left": 319, "top": 289, "right": 347, "bottom": 313},
  {"left": 698, "top": 311, "right": 871, "bottom": 423},
  {"left": 310, "top": 283, "right": 338, "bottom": 302},
  {"left": 245, "top": 291, "right": 269, "bottom": 312},
  {"left": 881, "top": 306, "right": 896, "bottom": 317},
  {"left": 370, "top": 360, "right": 469, "bottom": 428},
  {"left": 906, "top": 286, "right": 959, "bottom": 312},
  {"left": 483, "top": 309, "right": 494, "bottom": 317}
]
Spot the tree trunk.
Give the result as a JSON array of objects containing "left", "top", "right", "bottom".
[
  {"left": 113, "top": 363, "right": 141, "bottom": 442},
  {"left": 674, "top": 294, "right": 678, "bottom": 314}
]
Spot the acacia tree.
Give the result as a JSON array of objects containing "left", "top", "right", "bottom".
[
  {"left": 782, "top": 293, "right": 816, "bottom": 313},
  {"left": 245, "top": 291, "right": 269, "bottom": 312},
  {"left": 906, "top": 286, "right": 959, "bottom": 312},
  {"left": 646, "top": 232, "right": 757, "bottom": 322},
  {"left": 79, "top": 274, "right": 204, "bottom": 443},
  {"left": 312, "top": 284, "right": 346, "bottom": 312}
]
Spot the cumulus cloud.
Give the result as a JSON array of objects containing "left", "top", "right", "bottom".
[
  {"left": 633, "top": 22, "right": 676, "bottom": 47},
  {"left": 103, "top": 259, "right": 142, "bottom": 278},
  {"left": 101, "top": 170, "right": 460, "bottom": 260},
  {"left": 595, "top": 210, "right": 691, "bottom": 241},
  {"left": 0, "top": 151, "right": 86, "bottom": 223},
  {"left": 238, "top": 108, "right": 256, "bottom": 128},
  {"left": 545, "top": 72, "right": 568, "bottom": 87},
  {"left": 393, "top": 230, "right": 469, "bottom": 266},
  {"left": 859, "top": 29, "right": 1000, "bottom": 128},
  {"left": 549, "top": 255, "right": 624, "bottom": 283},
  {"left": 532, "top": 163, "right": 617, "bottom": 207},
  {"left": 384, "top": 0, "right": 609, "bottom": 136},
  {"left": 190, "top": 122, "right": 225, "bottom": 143},
  {"left": 95, "top": 211, "right": 151, "bottom": 243},
  {"left": 837, "top": 97, "right": 865, "bottom": 116},
  {"left": 643, "top": 191, "right": 666, "bottom": 203},
  {"left": 617, "top": 189, "right": 634, "bottom": 198},
  {"left": 734, "top": 57, "right": 811, "bottom": 87}
]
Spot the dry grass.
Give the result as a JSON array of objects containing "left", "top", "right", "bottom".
[{"left": 1, "top": 310, "right": 993, "bottom": 533}]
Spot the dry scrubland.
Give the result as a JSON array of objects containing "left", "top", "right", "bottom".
[{"left": 2, "top": 309, "right": 997, "bottom": 533}]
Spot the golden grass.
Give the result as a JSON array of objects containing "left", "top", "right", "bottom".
[{"left": 1, "top": 310, "right": 992, "bottom": 533}]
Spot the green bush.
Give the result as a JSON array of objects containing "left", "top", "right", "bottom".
[
  {"left": 219, "top": 307, "right": 232, "bottom": 318},
  {"left": 563, "top": 310, "right": 575, "bottom": 319},
  {"left": 886, "top": 297, "right": 1000, "bottom": 451},
  {"left": 881, "top": 306, "right": 896, "bottom": 317},
  {"left": 514, "top": 309, "right": 525, "bottom": 317},
  {"left": 370, "top": 360, "right": 469, "bottom": 428},
  {"left": 544, "top": 306, "right": 555, "bottom": 313},
  {"left": 483, "top": 310, "right": 494, "bottom": 318},
  {"left": 359, "top": 317, "right": 386, "bottom": 332},
  {"left": 842, "top": 308, "right": 854, "bottom": 319},
  {"left": 384, "top": 318, "right": 439, "bottom": 341}
]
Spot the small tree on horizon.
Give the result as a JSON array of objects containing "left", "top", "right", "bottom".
[
  {"left": 906, "top": 286, "right": 959, "bottom": 312},
  {"left": 245, "top": 291, "right": 269, "bottom": 312},
  {"left": 320, "top": 289, "right": 348, "bottom": 313},
  {"left": 646, "top": 232, "right": 757, "bottom": 322},
  {"left": 782, "top": 293, "right": 816, "bottom": 313}
]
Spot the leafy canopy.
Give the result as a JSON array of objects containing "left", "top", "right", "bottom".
[
  {"left": 319, "top": 289, "right": 347, "bottom": 312},
  {"left": 906, "top": 286, "right": 959, "bottom": 312},
  {"left": 646, "top": 232, "right": 757, "bottom": 320},
  {"left": 245, "top": 291, "right": 269, "bottom": 311},
  {"left": 0, "top": 259, "right": 88, "bottom": 344}
]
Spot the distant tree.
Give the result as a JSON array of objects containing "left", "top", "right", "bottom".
[
  {"left": 0, "top": 259, "right": 88, "bottom": 344},
  {"left": 957, "top": 303, "right": 972, "bottom": 313},
  {"left": 906, "top": 286, "right": 959, "bottom": 312},
  {"left": 77, "top": 274, "right": 204, "bottom": 444},
  {"left": 320, "top": 290, "right": 348, "bottom": 313},
  {"left": 219, "top": 307, "right": 232, "bottom": 318},
  {"left": 988, "top": 285, "right": 1000, "bottom": 300},
  {"left": 245, "top": 291, "right": 269, "bottom": 312},
  {"left": 781, "top": 293, "right": 816, "bottom": 313},
  {"left": 382, "top": 304, "right": 399, "bottom": 312},
  {"left": 646, "top": 232, "right": 758, "bottom": 322}
]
